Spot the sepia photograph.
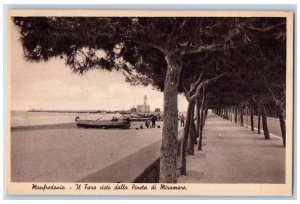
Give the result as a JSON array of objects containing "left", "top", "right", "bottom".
[{"left": 6, "top": 10, "right": 294, "bottom": 196}]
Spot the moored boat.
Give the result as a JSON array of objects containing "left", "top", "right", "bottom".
[{"left": 75, "top": 116, "right": 130, "bottom": 129}]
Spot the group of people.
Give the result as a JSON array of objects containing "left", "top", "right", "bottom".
[
  {"left": 140, "top": 115, "right": 157, "bottom": 129},
  {"left": 111, "top": 117, "right": 119, "bottom": 122}
]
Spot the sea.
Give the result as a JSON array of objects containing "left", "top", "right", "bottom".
[{"left": 11, "top": 111, "right": 123, "bottom": 127}]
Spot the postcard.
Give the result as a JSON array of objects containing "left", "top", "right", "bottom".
[{"left": 6, "top": 9, "right": 294, "bottom": 196}]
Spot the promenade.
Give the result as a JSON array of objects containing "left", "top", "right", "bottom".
[{"left": 178, "top": 112, "right": 285, "bottom": 183}]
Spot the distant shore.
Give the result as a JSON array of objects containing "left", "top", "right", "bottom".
[
  {"left": 27, "top": 110, "right": 109, "bottom": 113},
  {"left": 26, "top": 109, "right": 164, "bottom": 114}
]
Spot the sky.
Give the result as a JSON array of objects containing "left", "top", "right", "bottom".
[{"left": 10, "top": 22, "right": 188, "bottom": 112}]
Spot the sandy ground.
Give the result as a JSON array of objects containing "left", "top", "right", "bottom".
[
  {"left": 11, "top": 121, "right": 169, "bottom": 182},
  {"left": 11, "top": 121, "right": 185, "bottom": 182},
  {"left": 178, "top": 113, "right": 285, "bottom": 183}
]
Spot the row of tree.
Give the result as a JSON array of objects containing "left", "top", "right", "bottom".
[
  {"left": 14, "top": 16, "right": 286, "bottom": 183},
  {"left": 212, "top": 102, "right": 286, "bottom": 147}
]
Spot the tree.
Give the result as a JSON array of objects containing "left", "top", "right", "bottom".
[{"left": 180, "top": 73, "right": 224, "bottom": 175}]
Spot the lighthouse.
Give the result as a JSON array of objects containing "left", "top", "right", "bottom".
[{"left": 136, "top": 95, "right": 150, "bottom": 112}]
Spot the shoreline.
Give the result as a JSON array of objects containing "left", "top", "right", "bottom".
[
  {"left": 11, "top": 122, "right": 77, "bottom": 131},
  {"left": 11, "top": 120, "right": 163, "bottom": 131}
]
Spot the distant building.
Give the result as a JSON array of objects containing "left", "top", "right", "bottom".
[
  {"left": 136, "top": 95, "right": 150, "bottom": 112},
  {"left": 131, "top": 107, "right": 137, "bottom": 112},
  {"left": 154, "top": 108, "right": 160, "bottom": 112}
]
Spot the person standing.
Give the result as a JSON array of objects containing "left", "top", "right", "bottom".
[
  {"left": 145, "top": 120, "right": 149, "bottom": 128},
  {"left": 151, "top": 115, "right": 156, "bottom": 128},
  {"left": 180, "top": 114, "right": 185, "bottom": 127}
]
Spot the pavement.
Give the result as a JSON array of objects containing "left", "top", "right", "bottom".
[{"left": 178, "top": 112, "right": 285, "bottom": 184}]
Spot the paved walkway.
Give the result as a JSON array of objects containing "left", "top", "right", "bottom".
[{"left": 178, "top": 112, "right": 285, "bottom": 183}]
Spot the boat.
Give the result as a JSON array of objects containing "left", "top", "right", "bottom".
[
  {"left": 75, "top": 116, "right": 131, "bottom": 129},
  {"left": 121, "top": 113, "right": 162, "bottom": 121}
]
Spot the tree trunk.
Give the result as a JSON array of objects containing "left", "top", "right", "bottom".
[
  {"left": 195, "top": 99, "right": 200, "bottom": 140},
  {"left": 160, "top": 53, "right": 181, "bottom": 183},
  {"left": 204, "top": 107, "right": 208, "bottom": 125},
  {"left": 274, "top": 106, "right": 278, "bottom": 118},
  {"left": 250, "top": 105, "right": 254, "bottom": 131},
  {"left": 181, "top": 100, "right": 195, "bottom": 175},
  {"left": 245, "top": 105, "right": 248, "bottom": 128},
  {"left": 226, "top": 107, "right": 229, "bottom": 120},
  {"left": 240, "top": 105, "right": 244, "bottom": 127},
  {"left": 258, "top": 105, "right": 261, "bottom": 134},
  {"left": 198, "top": 91, "right": 206, "bottom": 151},
  {"left": 278, "top": 108, "right": 286, "bottom": 147},
  {"left": 198, "top": 108, "right": 204, "bottom": 151},
  {"left": 234, "top": 107, "right": 238, "bottom": 123},
  {"left": 187, "top": 102, "right": 196, "bottom": 155},
  {"left": 261, "top": 104, "right": 270, "bottom": 140},
  {"left": 193, "top": 118, "right": 197, "bottom": 144}
]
